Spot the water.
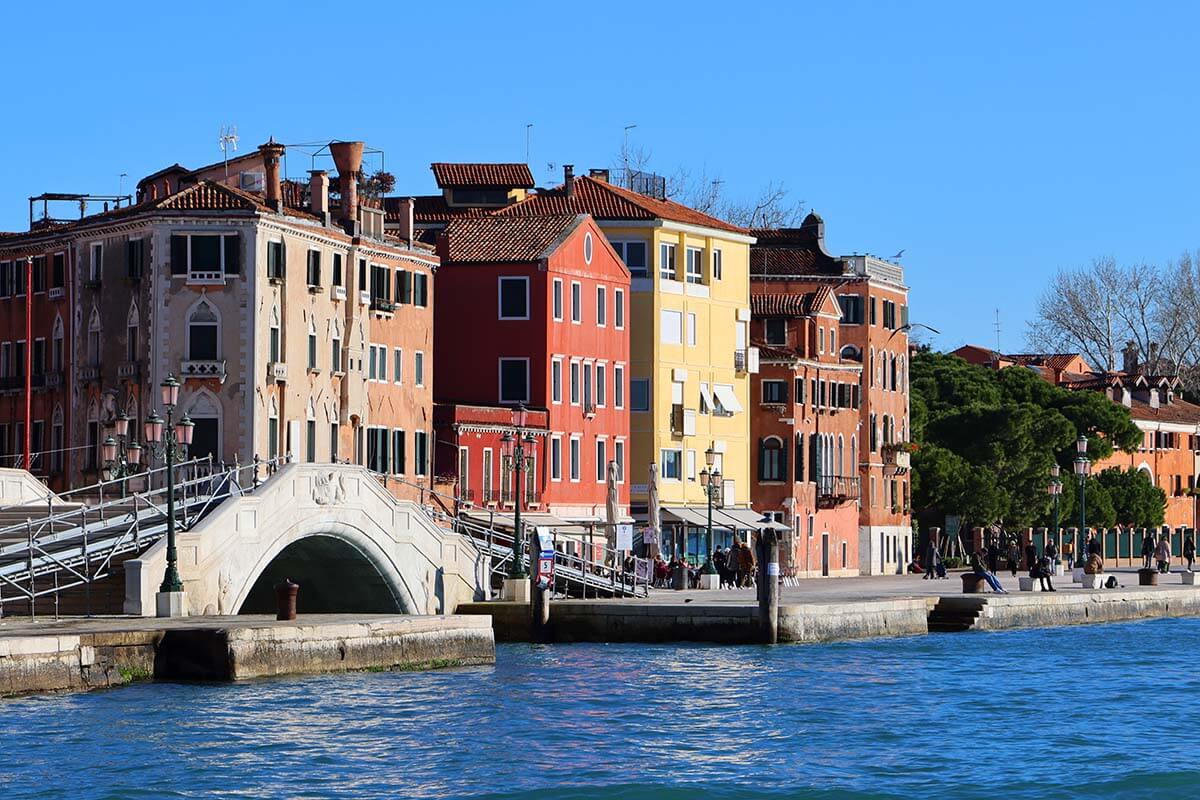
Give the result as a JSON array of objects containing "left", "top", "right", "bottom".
[{"left": 2, "top": 619, "right": 1198, "bottom": 799}]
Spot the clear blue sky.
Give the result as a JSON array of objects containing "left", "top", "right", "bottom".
[{"left": 2, "top": 1, "right": 1197, "bottom": 352}]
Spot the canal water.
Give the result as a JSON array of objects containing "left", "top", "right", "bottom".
[{"left": 3, "top": 618, "right": 1198, "bottom": 799}]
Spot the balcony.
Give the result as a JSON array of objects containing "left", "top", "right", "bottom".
[
  {"left": 882, "top": 444, "right": 912, "bottom": 475},
  {"left": 0, "top": 376, "right": 20, "bottom": 393},
  {"left": 181, "top": 359, "right": 227, "bottom": 382},
  {"left": 669, "top": 403, "right": 696, "bottom": 437},
  {"left": 118, "top": 361, "right": 140, "bottom": 380},
  {"left": 331, "top": 286, "right": 347, "bottom": 301},
  {"left": 43, "top": 371, "right": 63, "bottom": 388},
  {"left": 268, "top": 362, "right": 288, "bottom": 383},
  {"left": 187, "top": 269, "right": 224, "bottom": 286},
  {"left": 734, "top": 346, "right": 760, "bottom": 374},
  {"left": 584, "top": 400, "right": 597, "bottom": 418},
  {"left": 358, "top": 290, "right": 371, "bottom": 306},
  {"left": 816, "top": 475, "right": 861, "bottom": 508},
  {"left": 78, "top": 365, "right": 100, "bottom": 383},
  {"left": 48, "top": 287, "right": 64, "bottom": 301},
  {"left": 370, "top": 298, "right": 397, "bottom": 314}
]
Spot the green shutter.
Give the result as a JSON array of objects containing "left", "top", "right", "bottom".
[
  {"left": 224, "top": 234, "right": 241, "bottom": 274},
  {"left": 170, "top": 235, "right": 188, "bottom": 275}
]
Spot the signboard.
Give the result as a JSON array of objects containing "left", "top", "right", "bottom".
[
  {"left": 616, "top": 524, "right": 634, "bottom": 551},
  {"left": 535, "top": 527, "right": 555, "bottom": 589}
]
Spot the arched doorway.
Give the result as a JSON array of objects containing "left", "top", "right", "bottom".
[{"left": 237, "top": 534, "right": 403, "bottom": 614}]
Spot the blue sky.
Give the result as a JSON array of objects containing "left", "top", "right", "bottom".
[{"left": 2, "top": 1, "right": 1197, "bottom": 351}]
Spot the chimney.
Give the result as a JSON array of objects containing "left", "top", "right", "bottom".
[
  {"left": 309, "top": 170, "right": 329, "bottom": 224},
  {"left": 1122, "top": 340, "right": 1138, "bottom": 375},
  {"left": 258, "top": 138, "right": 286, "bottom": 213},
  {"left": 397, "top": 197, "right": 415, "bottom": 245},
  {"left": 1148, "top": 342, "right": 1159, "bottom": 374},
  {"left": 589, "top": 168, "right": 609, "bottom": 184},
  {"left": 330, "top": 140, "right": 365, "bottom": 235},
  {"left": 564, "top": 164, "right": 575, "bottom": 197}
]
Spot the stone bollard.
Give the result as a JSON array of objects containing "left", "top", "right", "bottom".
[{"left": 274, "top": 577, "right": 298, "bottom": 620}]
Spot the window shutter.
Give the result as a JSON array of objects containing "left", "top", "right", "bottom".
[
  {"left": 779, "top": 445, "right": 788, "bottom": 483},
  {"left": 399, "top": 270, "right": 411, "bottom": 303},
  {"left": 395, "top": 270, "right": 404, "bottom": 303},
  {"left": 170, "top": 235, "right": 188, "bottom": 275},
  {"left": 795, "top": 435, "right": 804, "bottom": 482},
  {"left": 757, "top": 438, "right": 766, "bottom": 483},
  {"left": 224, "top": 234, "right": 241, "bottom": 274}
]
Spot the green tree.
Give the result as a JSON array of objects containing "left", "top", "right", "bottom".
[{"left": 1094, "top": 467, "right": 1166, "bottom": 527}]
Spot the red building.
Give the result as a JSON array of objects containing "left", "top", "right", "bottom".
[
  {"left": 432, "top": 212, "right": 631, "bottom": 524},
  {"left": 750, "top": 287, "right": 863, "bottom": 577}
]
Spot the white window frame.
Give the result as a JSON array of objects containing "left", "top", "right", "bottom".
[
  {"left": 596, "top": 362, "right": 607, "bottom": 408},
  {"left": 394, "top": 347, "right": 403, "bottom": 384},
  {"left": 551, "top": 357, "right": 563, "bottom": 404},
  {"left": 571, "top": 281, "right": 582, "bottom": 324},
  {"left": 498, "top": 357, "right": 531, "bottom": 404},
  {"left": 552, "top": 278, "right": 563, "bottom": 321},
  {"left": 659, "top": 242, "right": 677, "bottom": 281},
  {"left": 596, "top": 437, "right": 607, "bottom": 482},
  {"left": 712, "top": 248, "right": 723, "bottom": 280},
  {"left": 498, "top": 276, "right": 530, "bottom": 320},
  {"left": 614, "top": 438, "right": 626, "bottom": 483},
  {"left": 596, "top": 285, "right": 606, "bottom": 327},
  {"left": 89, "top": 243, "right": 103, "bottom": 282},
  {"left": 685, "top": 247, "right": 703, "bottom": 284},
  {"left": 660, "top": 448, "right": 683, "bottom": 480},
  {"left": 614, "top": 288, "right": 625, "bottom": 330},
  {"left": 569, "top": 435, "right": 582, "bottom": 482},
  {"left": 614, "top": 364, "right": 625, "bottom": 409},
  {"left": 415, "top": 351, "right": 425, "bottom": 387},
  {"left": 661, "top": 309, "right": 683, "bottom": 345},
  {"left": 570, "top": 359, "right": 581, "bottom": 406},
  {"left": 687, "top": 312, "right": 697, "bottom": 347},
  {"left": 550, "top": 436, "right": 562, "bottom": 481}
]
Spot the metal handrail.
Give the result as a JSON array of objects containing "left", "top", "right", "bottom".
[{"left": 0, "top": 455, "right": 218, "bottom": 514}]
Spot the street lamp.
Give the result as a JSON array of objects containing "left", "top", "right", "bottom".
[
  {"left": 501, "top": 404, "right": 536, "bottom": 580},
  {"left": 102, "top": 411, "right": 142, "bottom": 498},
  {"left": 698, "top": 445, "right": 721, "bottom": 582},
  {"left": 1073, "top": 435, "right": 1090, "bottom": 567},
  {"left": 143, "top": 375, "right": 194, "bottom": 613},
  {"left": 1047, "top": 463, "right": 1062, "bottom": 558}
]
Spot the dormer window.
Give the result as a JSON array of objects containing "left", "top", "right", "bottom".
[{"left": 450, "top": 188, "right": 508, "bottom": 206}]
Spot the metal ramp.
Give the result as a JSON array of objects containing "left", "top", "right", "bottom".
[{"left": 0, "top": 457, "right": 281, "bottom": 616}]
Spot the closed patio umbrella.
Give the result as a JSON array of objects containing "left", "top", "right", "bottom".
[
  {"left": 646, "top": 462, "right": 661, "bottom": 559},
  {"left": 606, "top": 458, "right": 620, "bottom": 552}
]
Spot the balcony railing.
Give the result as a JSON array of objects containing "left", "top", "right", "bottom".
[
  {"left": 331, "top": 286, "right": 347, "bottom": 301},
  {"left": 370, "top": 297, "right": 397, "bottom": 314},
  {"left": 734, "top": 346, "right": 759, "bottom": 374},
  {"left": 44, "top": 371, "right": 63, "bottom": 388},
  {"left": 181, "top": 359, "right": 227, "bottom": 381},
  {"left": 816, "top": 475, "right": 861, "bottom": 507},
  {"left": 882, "top": 445, "right": 912, "bottom": 474},
  {"left": 78, "top": 365, "right": 100, "bottom": 383},
  {"left": 118, "top": 361, "right": 140, "bottom": 380}
]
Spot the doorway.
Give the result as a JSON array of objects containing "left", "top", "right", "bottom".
[{"left": 821, "top": 533, "right": 830, "bottom": 577}]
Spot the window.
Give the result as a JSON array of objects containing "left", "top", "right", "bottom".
[
  {"left": 358, "top": 258, "right": 367, "bottom": 291},
  {"left": 661, "top": 448, "right": 683, "bottom": 480},
  {"left": 870, "top": 297, "right": 877, "bottom": 325},
  {"left": 267, "top": 241, "right": 285, "bottom": 279},
  {"left": 306, "top": 420, "right": 317, "bottom": 462},
  {"left": 596, "top": 286, "right": 606, "bottom": 326},
  {"left": 571, "top": 281, "right": 582, "bottom": 323},
  {"left": 687, "top": 313, "right": 697, "bottom": 347},
  {"left": 332, "top": 253, "right": 343, "bottom": 287},
  {"left": 499, "top": 358, "right": 529, "bottom": 403},
  {"left": 269, "top": 319, "right": 280, "bottom": 363},
  {"left": 330, "top": 422, "right": 339, "bottom": 462},
  {"left": 584, "top": 232, "right": 594, "bottom": 264},
  {"left": 458, "top": 447, "right": 469, "bottom": 498},
  {"left": 614, "top": 288, "right": 625, "bottom": 329},
  {"left": 482, "top": 448, "right": 493, "bottom": 498},
  {"left": 712, "top": 249, "right": 723, "bottom": 280},
  {"left": 570, "top": 360, "right": 581, "bottom": 405},
  {"left": 631, "top": 378, "right": 650, "bottom": 411},
  {"left": 765, "top": 318, "right": 786, "bottom": 345},
  {"left": 331, "top": 334, "right": 343, "bottom": 373},
  {"left": 392, "top": 348, "right": 402, "bottom": 383},
  {"left": 596, "top": 363, "right": 606, "bottom": 407},
  {"left": 308, "top": 325, "right": 318, "bottom": 370},
  {"left": 685, "top": 247, "right": 703, "bottom": 284},
  {"left": 551, "top": 437, "right": 562, "bottom": 481},
  {"left": 612, "top": 241, "right": 648, "bottom": 277},
  {"left": 552, "top": 278, "right": 563, "bottom": 321},
  {"left": 52, "top": 252, "right": 66, "bottom": 287},
  {"left": 171, "top": 233, "right": 240, "bottom": 278},
  {"left": 126, "top": 325, "right": 138, "bottom": 362},
  {"left": 368, "top": 346, "right": 378, "bottom": 380},
  {"left": 414, "top": 272, "right": 429, "bottom": 307},
  {"left": 14, "top": 260, "right": 26, "bottom": 295},
  {"left": 498, "top": 276, "right": 529, "bottom": 319},
  {"left": 31, "top": 339, "right": 45, "bottom": 376},
  {"left": 52, "top": 329, "right": 63, "bottom": 372},
  {"left": 838, "top": 294, "right": 864, "bottom": 324},
  {"left": 659, "top": 243, "right": 677, "bottom": 280},
  {"left": 583, "top": 362, "right": 593, "bottom": 409},
  {"left": 395, "top": 270, "right": 411, "bottom": 303},
  {"left": 414, "top": 430, "right": 428, "bottom": 476},
  {"left": 89, "top": 244, "right": 102, "bottom": 283},
  {"left": 614, "top": 365, "right": 625, "bottom": 408},
  {"left": 0, "top": 261, "right": 10, "bottom": 297},
  {"left": 551, "top": 359, "right": 563, "bottom": 403},
  {"left": 614, "top": 439, "right": 625, "bottom": 482},
  {"left": 307, "top": 250, "right": 321, "bottom": 286},
  {"left": 570, "top": 437, "right": 581, "bottom": 481},
  {"left": 818, "top": 327, "right": 825, "bottom": 353},
  {"left": 366, "top": 427, "right": 390, "bottom": 473},
  {"left": 596, "top": 439, "right": 606, "bottom": 482},
  {"left": 187, "top": 302, "right": 218, "bottom": 360},
  {"left": 661, "top": 310, "right": 683, "bottom": 345},
  {"left": 378, "top": 346, "right": 387, "bottom": 381},
  {"left": 393, "top": 430, "right": 406, "bottom": 474},
  {"left": 415, "top": 351, "right": 425, "bottom": 386},
  {"left": 762, "top": 380, "right": 788, "bottom": 404},
  {"left": 687, "top": 449, "right": 697, "bottom": 482},
  {"left": 370, "top": 264, "right": 391, "bottom": 303},
  {"left": 794, "top": 434, "right": 805, "bottom": 482},
  {"left": 883, "top": 300, "right": 897, "bottom": 330}
]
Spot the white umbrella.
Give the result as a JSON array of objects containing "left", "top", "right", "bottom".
[
  {"left": 647, "top": 461, "right": 661, "bottom": 558},
  {"left": 605, "top": 458, "right": 620, "bottom": 551}
]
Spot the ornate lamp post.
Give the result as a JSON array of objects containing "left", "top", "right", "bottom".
[
  {"left": 501, "top": 404, "right": 536, "bottom": 580},
  {"left": 1047, "top": 463, "right": 1062, "bottom": 555},
  {"left": 698, "top": 445, "right": 721, "bottom": 584},
  {"left": 1073, "top": 435, "right": 1090, "bottom": 568},
  {"left": 143, "top": 375, "right": 194, "bottom": 615},
  {"left": 102, "top": 411, "right": 143, "bottom": 498}
]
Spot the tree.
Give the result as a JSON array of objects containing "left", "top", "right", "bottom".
[{"left": 1094, "top": 467, "right": 1166, "bottom": 528}]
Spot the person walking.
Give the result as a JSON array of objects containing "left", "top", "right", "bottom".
[
  {"left": 1141, "top": 530, "right": 1156, "bottom": 570},
  {"left": 923, "top": 536, "right": 938, "bottom": 580},
  {"left": 971, "top": 546, "right": 1008, "bottom": 593},
  {"left": 737, "top": 537, "right": 756, "bottom": 587},
  {"left": 986, "top": 537, "right": 1000, "bottom": 575},
  {"left": 1008, "top": 540, "right": 1021, "bottom": 577},
  {"left": 1185, "top": 534, "right": 1196, "bottom": 574},
  {"left": 1156, "top": 534, "right": 1172, "bottom": 574},
  {"left": 1045, "top": 538, "right": 1059, "bottom": 572}
]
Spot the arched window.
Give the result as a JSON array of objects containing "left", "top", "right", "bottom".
[
  {"left": 86, "top": 398, "right": 100, "bottom": 471},
  {"left": 840, "top": 345, "right": 862, "bottom": 363},
  {"left": 851, "top": 435, "right": 858, "bottom": 478},
  {"left": 185, "top": 389, "right": 221, "bottom": 462},
  {"left": 307, "top": 317, "right": 318, "bottom": 371},
  {"left": 87, "top": 307, "right": 101, "bottom": 365},
  {"left": 126, "top": 299, "right": 140, "bottom": 363},
  {"left": 869, "top": 348, "right": 875, "bottom": 387},
  {"left": 837, "top": 434, "right": 844, "bottom": 478},
  {"left": 52, "top": 313, "right": 64, "bottom": 372},
  {"left": 267, "top": 396, "right": 279, "bottom": 461},
  {"left": 890, "top": 354, "right": 898, "bottom": 391},
  {"left": 758, "top": 436, "right": 787, "bottom": 482},
  {"left": 330, "top": 318, "right": 343, "bottom": 374},
  {"left": 187, "top": 300, "right": 219, "bottom": 361},
  {"left": 268, "top": 305, "right": 281, "bottom": 363},
  {"left": 50, "top": 404, "right": 64, "bottom": 473}
]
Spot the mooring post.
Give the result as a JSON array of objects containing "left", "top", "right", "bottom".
[
  {"left": 530, "top": 528, "right": 551, "bottom": 642},
  {"left": 758, "top": 529, "right": 780, "bottom": 644}
]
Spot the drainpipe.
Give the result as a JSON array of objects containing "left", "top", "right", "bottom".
[{"left": 24, "top": 257, "right": 32, "bottom": 471}]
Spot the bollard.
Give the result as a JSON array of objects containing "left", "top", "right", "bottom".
[
  {"left": 274, "top": 577, "right": 299, "bottom": 620},
  {"left": 758, "top": 529, "right": 780, "bottom": 644}
]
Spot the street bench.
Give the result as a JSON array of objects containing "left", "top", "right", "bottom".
[
  {"left": 1082, "top": 572, "right": 1117, "bottom": 589},
  {"left": 1018, "top": 576, "right": 1042, "bottom": 592},
  {"left": 961, "top": 573, "right": 988, "bottom": 593},
  {"left": 1183, "top": 572, "right": 1198, "bottom": 586}
]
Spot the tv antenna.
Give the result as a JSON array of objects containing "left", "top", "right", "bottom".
[
  {"left": 994, "top": 308, "right": 1002, "bottom": 352},
  {"left": 525, "top": 123, "right": 533, "bottom": 163},
  {"left": 218, "top": 124, "right": 239, "bottom": 178}
]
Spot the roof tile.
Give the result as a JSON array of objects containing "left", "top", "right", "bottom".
[
  {"left": 442, "top": 215, "right": 583, "bottom": 263},
  {"left": 431, "top": 163, "right": 534, "bottom": 189}
]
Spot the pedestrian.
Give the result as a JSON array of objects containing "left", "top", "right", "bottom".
[
  {"left": 1035, "top": 553, "right": 1056, "bottom": 592},
  {"left": 1024, "top": 541, "right": 1038, "bottom": 576},
  {"left": 1141, "top": 530, "right": 1156, "bottom": 570},
  {"left": 1045, "top": 538, "right": 1059, "bottom": 572},
  {"left": 1008, "top": 540, "right": 1021, "bottom": 577},
  {"left": 986, "top": 537, "right": 1000, "bottom": 575},
  {"left": 1185, "top": 534, "right": 1196, "bottom": 574},
  {"left": 1087, "top": 531, "right": 1102, "bottom": 558},
  {"left": 971, "top": 546, "right": 1008, "bottom": 594},
  {"left": 923, "top": 536, "right": 938, "bottom": 581},
  {"left": 737, "top": 537, "right": 756, "bottom": 587},
  {"left": 1156, "top": 534, "right": 1172, "bottom": 574}
]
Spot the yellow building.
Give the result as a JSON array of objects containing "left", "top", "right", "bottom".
[{"left": 499, "top": 167, "right": 759, "bottom": 551}]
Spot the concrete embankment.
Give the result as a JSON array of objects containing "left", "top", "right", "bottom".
[
  {"left": 936, "top": 586, "right": 1200, "bottom": 632},
  {"left": 0, "top": 614, "right": 495, "bottom": 697},
  {"left": 458, "top": 598, "right": 930, "bottom": 644}
]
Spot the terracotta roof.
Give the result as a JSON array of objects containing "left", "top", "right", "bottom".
[
  {"left": 441, "top": 214, "right": 584, "bottom": 263},
  {"left": 1004, "top": 353, "right": 1087, "bottom": 372},
  {"left": 754, "top": 343, "right": 799, "bottom": 362},
  {"left": 383, "top": 195, "right": 496, "bottom": 225},
  {"left": 750, "top": 215, "right": 844, "bottom": 276},
  {"left": 431, "top": 163, "right": 534, "bottom": 189},
  {"left": 1128, "top": 396, "right": 1200, "bottom": 424},
  {"left": 157, "top": 181, "right": 265, "bottom": 212},
  {"left": 499, "top": 176, "right": 748, "bottom": 235},
  {"left": 751, "top": 287, "right": 833, "bottom": 318}
]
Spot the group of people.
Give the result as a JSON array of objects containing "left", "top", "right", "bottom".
[
  {"left": 1140, "top": 530, "right": 1196, "bottom": 574},
  {"left": 649, "top": 539, "right": 757, "bottom": 589}
]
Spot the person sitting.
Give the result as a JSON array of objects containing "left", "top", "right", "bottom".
[
  {"left": 971, "top": 547, "right": 1008, "bottom": 593},
  {"left": 653, "top": 555, "right": 670, "bottom": 587},
  {"left": 1084, "top": 552, "right": 1104, "bottom": 575},
  {"left": 1035, "top": 554, "right": 1056, "bottom": 592}
]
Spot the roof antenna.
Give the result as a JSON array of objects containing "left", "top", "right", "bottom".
[
  {"left": 525, "top": 123, "right": 533, "bottom": 163},
  {"left": 994, "top": 308, "right": 1002, "bottom": 352},
  {"left": 218, "top": 124, "right": 239, "bottom": 179}
]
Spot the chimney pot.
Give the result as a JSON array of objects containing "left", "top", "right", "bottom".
[
  {"left": 329, "top": 140, "right": 365, "bottom": 235},
  {"left": 257, "top": 139, "right": 287, "bottom": 213},
  {"left": 564, "top": 164, "right": 575, "bottom": 197},
  {"left": 398, "top": 197, "right": 416, "bottom": 245},
  {"left": 588, "top": 168, "right": 609, "bottom": 184},
  {"left": 309, "top": 170, "right": 330, "bottom": 224}
]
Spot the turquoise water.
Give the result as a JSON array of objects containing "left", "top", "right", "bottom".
[{"left": 2, "top": 619, "right": 1199, "bottom": 799}]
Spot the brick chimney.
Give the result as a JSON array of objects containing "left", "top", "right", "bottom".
[
  {"left": 330, "top": 140, "right": 365, "bottom": 235},
  {"left": 397, "top": 197, "right": 415, "bottom": 245},
  {"left": 309, "top": 170, "right": 329, "bottom": 224},
  {"left": 589, "top": 168, "right": 609, "bottom": 184},
  {"left": 564, "top": 164, "right": 575, "bottom": 197},
  {"left": 258, "top": 138, "right": 286, "bottom": 213},
  {"left": 1122, "top": 340, "right": 1138, "bottom": 375}
]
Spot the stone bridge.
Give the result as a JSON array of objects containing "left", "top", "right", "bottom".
[{"left": 123, "top": 463, "right": 484, "bottom": 617}]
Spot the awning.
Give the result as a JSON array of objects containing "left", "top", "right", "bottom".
[
  {"left": 660, "top": 505, "right": 711, "bottom": 527},
  {"left": 462, "top": 510, "right": 570, "bottom": 529},
  {"left": 699, "top": 383, "right": 714, "bottom": 413},
  {"left": 712, "top": 384, "right": 743, "bottom": 414},
  {"left": 714, "top": 507, "right": 779, "bottom": 530}
]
